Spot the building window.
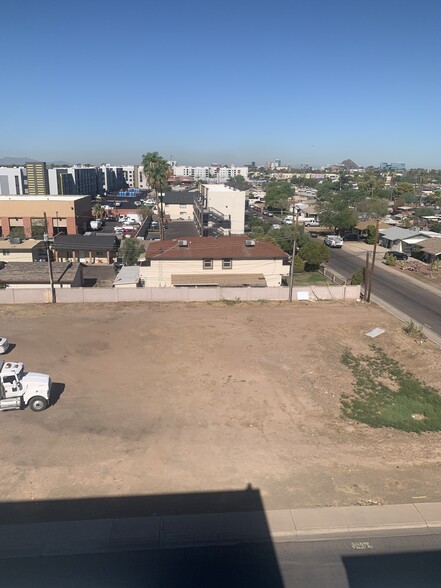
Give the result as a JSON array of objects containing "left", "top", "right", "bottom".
[
  {"left": 203, "top": 258, "right": 213, "bottom": 270},
  {"left": 222, "top": 258, "right": 232, "bottom": 269}
]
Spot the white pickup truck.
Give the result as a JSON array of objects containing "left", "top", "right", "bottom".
[{"left": 0, "top": 360, "right": 52, "bottom": 412}]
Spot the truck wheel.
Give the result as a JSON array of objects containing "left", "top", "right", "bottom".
[{"left": 29, "top": 397, "right": 48, "bottom": 412}]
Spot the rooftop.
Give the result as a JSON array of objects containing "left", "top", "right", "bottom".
[
  {"left": 415, "top": 237, "right": 441, "bottom": 255},
  {"left": 53, "top": 234, "right": 118, "bottom": 251},
  {"left": 144, "top": 236, "right": 288, "bottom": 261},
  {"left": 0, "top": 262, "right": 81, "bottom": 285},
  {"left": 0, "top": 239, "right": 44, "bottom": 251},
  {"left": 163, "top": 191, "right": 196, "bottom": 205},
  {"left": 0, "top": 195, "right": 87, "bottom": 202},
  {"left": 201, "top": 184, "right": 247, "bottom": 193}
]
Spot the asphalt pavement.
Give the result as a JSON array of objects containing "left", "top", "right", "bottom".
[{"left": 325, "top": 246, "right": 441, "bottom": 341}]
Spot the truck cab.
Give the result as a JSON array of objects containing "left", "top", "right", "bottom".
[{"left": 0, "top": 361, "right": 52, "bottom": 412}]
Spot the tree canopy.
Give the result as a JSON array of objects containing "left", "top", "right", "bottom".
[
  {"left": 265, "top": 180, "right": 293, "bottom": 210},
  {"left": 119, "top": 238, "right": 146, "bottom": 266},
  {"left": 226, "top": 175, "right": 249, "bottom": 191},
  {"left": 142, "top": 152, "right": 171, "bottom": 240}
]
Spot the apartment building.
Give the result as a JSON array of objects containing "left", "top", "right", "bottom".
[
  {"left": 194, "top": 184, "right": 246, "bottom": 236},
  {"left": 0, "top": 167, "right": 26, "bottom": 195},
  {"left": 172, "top": 164, "right": 248, "bottom": 181},
  {"left": 26, "top": 162, "right": 49, "bottom": 195},
  {"left": 122, "top": 165, "right": 149, "bottom": 190}
]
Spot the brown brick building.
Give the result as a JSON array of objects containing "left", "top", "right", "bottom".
[{"left": 0, "top": 195, "right": 92, "bottom": 238}]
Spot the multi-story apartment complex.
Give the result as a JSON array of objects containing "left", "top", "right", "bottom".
[
  {"left": 194, "top": 184, "right": 246, "bottom": 236},
  {"left": 122, "top": 165, "right": 149, "bottom": 190},
  {"left": 26, "top": 162, "right": 49, "bottom": 195},
  {"left": 0, "top": 167, "right": 26, "bottom": 195},
  {"left": 172, "top": 164, "right": 248, "bottom": 181}
]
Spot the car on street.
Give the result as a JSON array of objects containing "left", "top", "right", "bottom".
[
  {"left": 282, "top": 218, "right": 293, "bottom": 225},
  {"left": 384, "top": 251, "right": 408, "bottom": 261},
  {"left": 263, "top": 210, "right": 274, "bottom": 217},
  {"left": 304, "top": 220, "right": 320, "bottom": 227},
  {"left": 343, "top": 233, "right": 360, "bottom": 241},
  {"left": 309, "top": 231, "right": 318, "bottom": 238},
  {"left": 324, "top": 235, "right": 343, "bottom": 248}
]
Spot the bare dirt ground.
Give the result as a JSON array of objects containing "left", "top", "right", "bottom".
[{"left": 1, "top": 301, "right": 441, "bottom": 517}]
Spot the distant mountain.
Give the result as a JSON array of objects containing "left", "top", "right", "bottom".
[
  {"left": 0, "top": 156, "right": 37, "bottom": 165},
  {"left": 341, "top": 159, "right": 359, "bottom": 170},
  {"left": 0, "top": 157, "right": 71, "bottom": 166}
]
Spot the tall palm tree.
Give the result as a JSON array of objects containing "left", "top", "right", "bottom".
[{"left": 142, "top": 152, "right": 171, "bottom": 240}]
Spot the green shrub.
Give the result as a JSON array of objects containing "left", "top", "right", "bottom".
[
  {"left": 384, "top": 254, "right": 397, "bottom": 266},
  {"left": 351, "top": 267, "right": 365, "bottom": 285},
  {"left": 403, "top": 321, "right": 426, "bottom": 339},
  {"left": 293, "top": 256, "right": 305, "bottom": 273}
]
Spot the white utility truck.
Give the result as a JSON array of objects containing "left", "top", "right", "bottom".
[{"left": 0, "top": 360, "right": 52, "bottom": 412}]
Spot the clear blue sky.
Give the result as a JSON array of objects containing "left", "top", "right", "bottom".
[{"left": 2, "top": 0, "right": 441, "bottom": 168}]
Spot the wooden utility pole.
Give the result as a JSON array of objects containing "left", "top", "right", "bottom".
[
  {"left": 364, "top": 251, "right": 371, "bottom": 300},
  {"left": 288, "top": 210, "right": 300, "bottom": 302},
  {"left": 366, "top": 219, "right": 380, "bottom": 302},
  {"left": 43, "top": 213, "right": 56, "bottom": 303}
]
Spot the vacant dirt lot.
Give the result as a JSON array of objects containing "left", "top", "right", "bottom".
[{"left": 1, "top": 301, "right": 441, "bottom": 517}]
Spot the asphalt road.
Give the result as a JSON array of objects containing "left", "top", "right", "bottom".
[
  {"left": 326, "top": 247, "right": 441, "bottom": 337},
  {"left": 2, "top": 532, "right": 441, "bottom": 587}
]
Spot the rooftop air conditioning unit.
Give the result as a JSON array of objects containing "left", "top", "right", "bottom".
[
  {"left": 178, "top": 240, "right": 188, "bottom": 247},
  {"left": 9, "top": 238, "right": 22, "bottom": 244},
  {"left": 245, "top": 239, "right": 256, "bottom": 247}
]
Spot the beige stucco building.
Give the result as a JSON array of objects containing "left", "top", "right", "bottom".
[
  {"left": 139, "top": 236, "right": 289, "bottom": 287},
  {"left": 0, "top": 195, "right": 92, "bottom": 238}
]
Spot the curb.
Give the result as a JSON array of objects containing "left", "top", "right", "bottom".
[{"left": 0, "top": 503, "right": 441, "bottom": 557}]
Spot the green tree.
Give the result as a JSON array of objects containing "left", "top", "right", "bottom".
[
  {"left": 358, "top": 171, "right": 384, "bottom": 197},
  {"left": 293, "top": 255, "right": 305, "bottom": 273},
  {"left": 365, "top": 224, "right": 377, "bottom": 244},
  {"left": 267, "top": 224, "right": 309, "bottom": 253},
  {"left": 142, "top": 152, "right": 172, "bottom": 240},
  {"left": 139, "top": 205, "right": 152, "bottom": 221},
  {"left": 226, "top": 175, "right": 249, "bottom": 191},
  {"left": 119, "top": 238, "right": 145, "bottom": 266},
  {"left": 298, "top": 241, "right": 330, "bottom": 271},
  {"left": 265, "top": 180, "right": 293, "bottom": 211},
  {"left": 394, "top": 182, "right": 415, "bottom": 198},
  {"left": 428, "top": 221, "right": 441, "bottom": 233},
  {"left": 317, "top": 196, "right": 358, "bottom": 233},
  {"left": 92, "top": 204, "right": 103, "bottom": 219}
]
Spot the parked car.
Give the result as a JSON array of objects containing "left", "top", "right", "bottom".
[
  {"left": 282, "top": 218, "right": 293, "bottom": 225},
  {"left": 113, "top": 258, "right": 124, "bottom": 271},
  {"left": 263, "top": 210, "right": 274, "bottom": 217},
  {"left": 310, "top": 231, "right": 318, "bottom": 238},
  {"left": 303, "top": 220, "right": 320, "bottom": 227},
  {"left": 344, "top": 233, "right": 360, "bottom": 241},
  {"left": 0, "top": 337, "right": 9, "bottom": 354},
  {"left": 271, "top": 223, "right": 281, "bottom": 230},
  {"left": 324, "top": 235, "right": 343, "bottom": 248},
  {"left": 384, "top": 251, "right": 408, "bottom": 261}
]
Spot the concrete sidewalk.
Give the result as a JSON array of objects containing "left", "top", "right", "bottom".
[{"left": 2, "top": 502, "right": 441, "bottom": 558}]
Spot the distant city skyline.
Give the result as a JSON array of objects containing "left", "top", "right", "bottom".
[{"left": 2, "top": 0, "right": 441, "bottom": 168}]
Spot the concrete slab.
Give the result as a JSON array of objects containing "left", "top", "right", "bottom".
[
  {"left": 265, "top": 510, "right": 296, "bottom": 540},
  {"left": 161, "top": 511, "right": 270, "bottom": 547},
  {"left": 290, "top": 507, "right": 348, "bottom": 537},
  {"left": 340, "top": 504, "right": 426, "bottom": 531},
  {"left": 414, "top": 502, "right": 441, "bottom": 527}
]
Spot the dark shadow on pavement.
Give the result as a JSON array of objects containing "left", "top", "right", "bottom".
[
  {"left": 3, "top": 343, "right": 16, "bottom": 354},
  {"left": 343, "top": 550, "right": 441, "bottom": 587},
  {"left": 0, "top": 487, "right": 285, "bottom": 588}
]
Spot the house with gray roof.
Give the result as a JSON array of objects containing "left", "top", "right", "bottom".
[
  {"left": 0, "top": 262, "right": 82, "bottom": 289},
  {"left": 162, "top": 191, "right": 196, "bottom": 221},
  {"left": 379, "top": 227, "right": 420, "bottom": 251}
]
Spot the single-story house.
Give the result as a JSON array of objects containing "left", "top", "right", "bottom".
[
  {"left": 162, "top": 191, "right": 196, "bottom": 221},
  {"left": 415, "top": 238, "right": 441, "bottom": 263},
  {"left": 379, "top": 227, "right": 421, "bottom": 251},
  {"left": 0, "top": 262, "right": 83, "bottom": 288},
  {"left": 0, "top": 239, "right": 46, "bottom": 262},
  {"left": 53, "top": 234, "right": 119, "bottom": 264},
  {"left": 139, "top": 236, "right": 289, "bottom": 287},
  {"left": 353, "top": 221, "right": 392, "bottom": 239}
]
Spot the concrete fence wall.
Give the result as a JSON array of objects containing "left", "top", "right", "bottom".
[{"left": 0, "top": 285, "right": 361, "bottom": 304}]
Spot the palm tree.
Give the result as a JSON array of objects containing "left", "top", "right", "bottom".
[
  {"left": 92, "top": 203, "right": 103, "bottom": 219},
  {"left": 142, "top": 152, "right": 172, "bottom": 240}
]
